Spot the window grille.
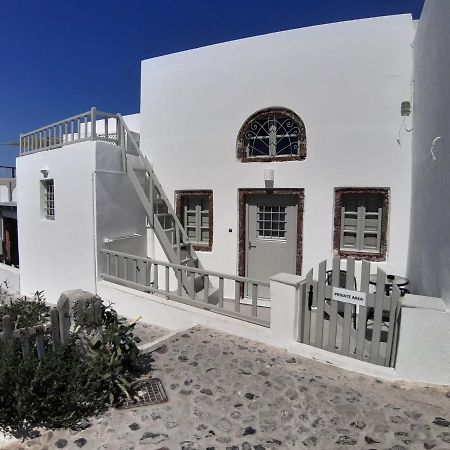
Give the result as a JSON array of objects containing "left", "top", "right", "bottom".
[
  {"left": 237, "top": 108, "right": 306, "bottom": 161},
  {"left": 340, "top": 193, "right": 384, "bottom": 253},
  {"left": 257, "top": 205, "right": 287, "bottom": 240},
  {"left": 40, "top": 179, "right": 55, "bottom": 220}
]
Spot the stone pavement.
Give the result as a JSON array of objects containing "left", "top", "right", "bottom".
[{"left": 3, "top": 325, "right": 450, "bottom": 450}]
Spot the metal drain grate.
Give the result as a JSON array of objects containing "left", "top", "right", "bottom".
[{"left": 120, "top": 378, "right": 168, "bottom": 409}]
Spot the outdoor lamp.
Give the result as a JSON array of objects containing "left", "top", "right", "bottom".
[{"left": 264, "top": 168, "right": 274, "bottom": 188}]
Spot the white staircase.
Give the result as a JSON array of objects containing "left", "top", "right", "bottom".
[{"left": 118, "top": 117, "right": 208, "bottom": 299}]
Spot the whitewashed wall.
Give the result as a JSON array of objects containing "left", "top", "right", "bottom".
[
  {"left": 0, "top": 263, "right": 20, "bottom": 293},
  {"left": 140, "top": 15, "right": 414, "bottom": 284},
  {"left": 17, "top": 141, "right": 97, "bottom": 301},
  {"left": 16, "top": 114, "right": 141, "bottom": 302},
  {"left": 407, "top": 0, "right": 450, "bottom": 308}
]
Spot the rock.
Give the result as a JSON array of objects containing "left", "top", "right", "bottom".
[
  {"left": 302, "top": 436, "right": 317, "bottom": 447},
  {"left": 166, "top": 422, "right": 178, "bottom": 429},
  {"left": 350, "top": 421, "right": 365, "bottom": 429},
  {"left": 244, "top": 393, "right": 256, "bottom": 400},
  {"left": 58, "top": 289, "right": 102, "bottom": 329},
  {"left": 335, "top": 436, "right": 357, "bottom": 445},
  {"left": 286, "top": 357, "right": 296, "bottom": 363},
  {"left": 178, "top": 355, "right": 188, "bottom": 362},
  {"left": 243, "top": 426, "right": 256, "bottom": 436},
  {"left": 140, "top": 432, "right": 168, "bottom": 444},
  {"left": 74, "top": 438, "right": 87, "bottom": 448},
  {"left": 234, "top": 403, "right": 243, "bottom": 408},
  {"left": 364, "top": 436, "right": 380, "bottom": 444},
  {"left": 254, "top": 446, "right": 266, "bottom": 450},
  {"left": 423, "top": 440, "right": 436, "bottom": 449},
  {"left": 241, "top": 442, "right": 252, "bottom": 450},
  {"left": 390, "top": 415, "right": 406, "bottom": 424},
  {"left": 184, "top": 379, "right": 193, "bottom": 385},
  {"left": 129, "top": 423, "right": 140, "bottom": 431},
  {"left": 280, "top": 410, "right": 293, "bottom": 421},
  {"left": 395, "top": 431, "right": 408, "bottom": 437},
  {"left": 433, "top": 417, "right": 450, "bottom": 427},
  {"left": 200, "top": 388, "right": 213, "bottom": 395},
  {"left": 312, "top": 417, "right": 325, "bottom": 428},
  {"left": 180, "top": 389, "right": 192, "bottom": 395},
  {"left": 439, "top": 432, "right": 450, "bottom": 443},
  {"left": 180, "top": 441, "right": 199, "bottom": 449},
  {"left": 55, "top": 439, "right": 68, "bottom": 449}
]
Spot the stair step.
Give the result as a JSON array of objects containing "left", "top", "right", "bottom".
[{"left": 172, "top": 242, "right": 190, "bottom": 249}]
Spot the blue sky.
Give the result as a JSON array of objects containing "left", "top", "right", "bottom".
[{"left": 0, "top": 0, "right": 424, "bottom": 167}]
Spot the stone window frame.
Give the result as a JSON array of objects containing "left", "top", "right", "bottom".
[
  {"left": 176, "top": 190, "right": 213, "bottom": 252},
  {"left": 236, "top": 107, "right": 307, "bottom": 163},
  {"left": 333, "top": 187, "right": 389, "bottom": 262}
]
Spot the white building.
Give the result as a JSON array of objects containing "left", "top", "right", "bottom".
[{"left": 8, "top": 1, "right": 450, "bottom": 384}]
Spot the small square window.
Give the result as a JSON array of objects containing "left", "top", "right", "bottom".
[
  {"left": 334, "top": 188, "right": 388, "bottom": 261},
  {"left": 176, "top": 191, "right": 213, "bottom": 251},
  {"left": 40, "top": 179, "right": 55, "bottom": 220}
]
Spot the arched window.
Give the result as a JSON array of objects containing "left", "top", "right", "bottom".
[{"left": 237, "top": 107, "right": 306, "bottom": 162}]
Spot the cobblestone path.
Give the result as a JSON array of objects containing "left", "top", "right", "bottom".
[{"left": 4, "top": 325, "right": 450, "bottom": 450}]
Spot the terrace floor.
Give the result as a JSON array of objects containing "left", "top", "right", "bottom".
[{"left": 4, "top": 324, "right": 450, "bottom": 450}]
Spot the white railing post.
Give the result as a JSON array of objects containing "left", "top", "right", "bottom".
[
  {"left": 117, "top": 114, "right": 127, "bottom": 172},
  {"left": 91, "top": 107, "right": 97, "bottom": 141},
  {"left": 269, "top": 273, "right": 303, "bottom": 348}
]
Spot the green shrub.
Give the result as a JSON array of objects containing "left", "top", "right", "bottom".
[
  {"left": 0, "top": 301, "right": 144, "bottom": 437},
  {"left": 0, "top": 290, "right": 49, "bottom": 331},
  {"left": 0, "top": 338, "right": 109, "bottom": 436}
]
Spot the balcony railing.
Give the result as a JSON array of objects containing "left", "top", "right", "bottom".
[{"left": 20, "top": 107, "right": 120, "bottom": 156}]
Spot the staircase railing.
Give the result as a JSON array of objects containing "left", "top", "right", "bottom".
[
  {"left": 116, "top": 115, "right": 202, "bottom": 297},
  {"left": 100, "top": 248, "right": 270, "bottom": 327}
]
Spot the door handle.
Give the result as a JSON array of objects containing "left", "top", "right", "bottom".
[{"left": 248, "top": 241, "right": 256, "bottom": 250}]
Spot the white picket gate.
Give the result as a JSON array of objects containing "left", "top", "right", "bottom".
[{"left": 297, "top": 257, "right": 402, "bottom": 367}]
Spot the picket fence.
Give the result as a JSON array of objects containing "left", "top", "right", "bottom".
[{"left": 0, "top": 301, "right": 70, "bottom": 360}]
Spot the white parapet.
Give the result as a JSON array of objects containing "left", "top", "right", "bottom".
[{"left": 395, "top": 294, "right": 450, "bottom": 385}]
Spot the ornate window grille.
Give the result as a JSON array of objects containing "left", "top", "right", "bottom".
[{"left": 237, "top": 108, "right": 306, "bottom": 162}]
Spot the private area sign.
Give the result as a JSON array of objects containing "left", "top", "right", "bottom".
[{"left": 331, "top": 287, "right": 367, "bottom": 307}]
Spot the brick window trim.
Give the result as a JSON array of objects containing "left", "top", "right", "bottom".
[
  {"left": 175, "top": 190, "right": 213, "bottom": 252},
  {"left": 236, "top": 107, "right": 307, "bottom": 163},
  {"left": 333, "top": 187, "right": 389, "bottom": 262}
]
